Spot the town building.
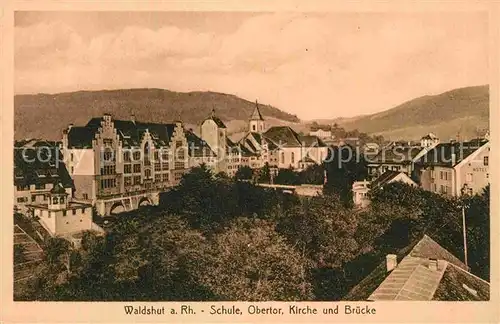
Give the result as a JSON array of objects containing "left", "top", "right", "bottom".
[
  {"left": 14, "top": 145, "right": 74, "bottom": 213},
  {"left": 29, "top": 183, "right": 93, "bottom": 238},
  {"left": 420, "top": 133, "right": 440, "bottom": 148},
  {"left": 237, "top": 102, "right": 329, "bottom": 171},
  {"left": 343, "top": 235, "right": 489, "bottom": 301},
  {"left": 62, "top": 114, "right": 216, "bottom": 216},
  {"left": 352, "top": 171, "right": 417, "bottom": 208},
  {"left": 309, "top": 127, "right": 332, "bottom": 139},
  {"left": 415, "top": 140, "right": 489, "bottom": 197}
]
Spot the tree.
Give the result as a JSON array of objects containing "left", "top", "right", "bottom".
[
  {"left": 299, "top": 164, "right": 325, "bottom": 185},
  {"left": 274, "top": 168, "right": 300, "bottom": 185},
  {"left": 324, "top": 145, "right": 368, "bottom": 206},
  {"left": 234, "top": 165, "right": 253, "bottom": 180},
  {"left": 198, "top": 217, "right": 314, "bottom": 301},
  {"left": 257, "top": 162, "right": 271, "bottom": 183},
  {"left": 14, "top": 244, "right": 26, "bottom": 264}
]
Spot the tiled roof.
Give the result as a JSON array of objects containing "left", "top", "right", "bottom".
[
  {"left": 298, "top": 135, "right": 327, "bottom": 147},
  {"left": 343, "top": 235, "right": 486, "bottom": 301},
  {"left": 14, "top": 147, "right": 74, "bottom": 189},
  {"left": 264, "top": 126, "right": 302, "bottom": 147},
  {"left": 415, "top": 140, "right": 488, "bottom": 167}
]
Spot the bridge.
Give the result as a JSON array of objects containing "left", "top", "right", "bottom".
[
  {"left": 93, "top": 189, "right": 164, "bottom": 216},
  {"left": 256, "top": 183, "right": 324, "bottom": 197}
]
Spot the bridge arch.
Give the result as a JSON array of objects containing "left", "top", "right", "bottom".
[
  {"left": 138, "top": 197, "right": 152, "bottom": 207},
  {"left": 110, "top": 202, "right": 126, "bottom": 215}
]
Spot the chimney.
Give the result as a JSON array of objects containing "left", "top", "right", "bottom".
[
  {"left": 386, "top": 254, "right": 397, "bottom": 272},
  {"left": 428, "top": 258, "right": 438, "bottom": 271}
]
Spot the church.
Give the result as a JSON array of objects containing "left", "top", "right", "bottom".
[{"left": 200, "top": 101, "right": 329, "bottom": 176}]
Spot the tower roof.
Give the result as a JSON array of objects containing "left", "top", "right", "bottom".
[
  {"left": 250, "top": 100, "right": 264, "bottom": 121},
  {"left": 50, "top": 182, "right": 68, "bottom": 195}
]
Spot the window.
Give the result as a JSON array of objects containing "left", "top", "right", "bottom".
[
  {"left": 17, "top": 197, "right": 27, "bottom": 203},
  {"left": 103, "top": 150, "right": 114, "bottom": 162},
  {"left": 72, "top": 209, "right": 76, "bottom": 215},
  {"left": 291, "top": 152, "right": 295, "bottom": 164},
  {"left": 252, "top": 125, "right": 256, "bottom": 131},
  {"left": 124, "top": 176, "right": 132, "bottom": 186},
  {"left": 100, "top": 179, "right": 116, "bottom": 189},
  {"left": 486, "top": 173, "right": 489, "bottom": 179},
  {"left": 124, "top": 164, "right": 132, "bottom": 174},
  {"left": 162, "top": 162, "right": 169, "bottom": 170},
  {"left": 83, "top": 193, "right": 88, "bottom": 200},
  {"left": 101, "top": 165, "right": 116, "bottom": 175},
  {"left": 175, "top": 161, "right": 185, "bottom": 169},
  {"left": 155, "top": 163, "right": 161, "bottom": 172},
  {"left": 162, "top": 173, "right": 169, "bottom": 182},
  {"left": 484, "top": 156, "right": 489, "bottom": 166},
  {"left": 174, "top": 172, "right": 183, "bottom": 181},
  {"left": 281, "top": 152, "right": 285, "bottom": 164},
  {"left": 63, "top": 211, "right": 67, "bottom": 217},
  {"left": 124, "top": 151, "right": 131, "bottom": 162},
  {"left": 53, "top": 197, "right": 59, "bottom": 204},
  {"left": 145, "top": 169, "right": 152, "bottom": 179},
  {"left": 154, "top": 151, "right": 159, "bottom": 160},
  {"left": 466, "top": 173, "right": 473, "bottom": 183},
  {"left": 31, "top": 196, "right": 36, "bottom": 202},
  {"left": 440, "top": 171, "right": 443, "bottom": 180},
  {"left": 82, "top": 208, "right": 86, "bottom": 213},
  {"left": 133, "top": 151, "right": 141, "bottom": 161},
  {"left": 60, "top": 197, "right": 65, "bottom": 204},
  {"left": 70, "top": 153, "right": 74, "bottom": 161},
  {"left": 133, "top": 176, "right": 141, "bottom": 185},
  {"left": 133, "top": 164, "right": 141, "bottom": 173},
  {"left": 71, "top": 167, "right": 74, "bottom": 174}
]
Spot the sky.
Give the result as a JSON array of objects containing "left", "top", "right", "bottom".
[{"left": 14, "top": 11, "right": 489, "bottom": 120}]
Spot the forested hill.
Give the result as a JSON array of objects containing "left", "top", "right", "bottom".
[{"left": 14, "top": 89, "right": 300, "bottom": 140}]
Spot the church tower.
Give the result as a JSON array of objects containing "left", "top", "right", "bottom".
[
  {"left": 201, "top": 107, "right": 227, "bottom": 172},
  {"left": 249, "top": 100, "right": 265, "bottom": 133}
]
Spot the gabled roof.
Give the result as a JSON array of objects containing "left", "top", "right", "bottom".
[
  {"left": 370, "top": 171, "right": 414, "bottom": 189},
  {"left": 14, "top": 147, "right": 74, "bottom": 189},
  {"left": 343, "top": 235, "right": 489, "bottom": 301},
  {"left": 298, "top": 135, "right": 327, "bottom": 147},
  {"left": 421, "top": 133, "right": 439, "bottom": 140},
  {"left": 263, "top": 126, "right": 302, "bottom": 147},
  {"left": 415, "top": 140, "right": 488, "bottom": 167},
  {"left": 250, "top": 101, "right": 264, "bottom": 121},
  {"left": 67, "top": 117, "right": 179, "bottom": 149}
]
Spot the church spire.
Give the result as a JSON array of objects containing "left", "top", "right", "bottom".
[{"left": 250, "top": 100, "right": 264, "bottom": 121}]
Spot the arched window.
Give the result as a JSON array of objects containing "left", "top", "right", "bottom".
[
  {"left": 281, "top": 152, "right": 285, "bottom": 164},
  {"left": 291, "top": 152, "right": 295, "bottom": 164},
  {"left": 59, "top": 197, "right": 65, "bottom": 204},
  {"left": 52, "top": 197, "right": 59, "bottom": 204},
  {"left": 252, "top": 124, "right": 256, "bottom": 131}
]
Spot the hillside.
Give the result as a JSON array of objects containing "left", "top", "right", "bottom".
[
  {"left": 337, "top": 85, "right": 489, "bottom": 141},
  {"left": 14, "top": 89, "right": 300, "bottom": 140}
]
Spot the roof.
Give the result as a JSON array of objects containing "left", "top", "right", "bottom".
[
  {"left": 264, "top": 126, "right": 302, "bottom": 147},
  {"left": 50, "top": 182, "right": 68, "bottom": 195},
  {"left": 415, "top": 140, "right": 488, "bottom": 167},
  {"left": 250, "top": 101, "right": 264, "bottom": 120},
  {"left": 421, "top": 133, "right": 439, "bottom": 140},
  {"left": 369, "top": 146, "right": 424, "bottom": 164},
  {"left": 184, "top": 129, "right": 216, "bottom": 158},
  {"left": 343, "top": 235, "right": 489, "bottom": 301},
  {"left": 14, "top": 147, "right": 74, "bottom": 189},
  {"left": 206, "top": 109, "right": 227, "bottom": 128},
  {"left": 370, "top": 171, "right": 411, "bottom": 189},
  {"left": 67, "top": 117, "right": 179, "bottom": 149}
]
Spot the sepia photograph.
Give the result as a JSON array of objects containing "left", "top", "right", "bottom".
[{"left": 10, "top": 7, "right": 493, "bottom": 308}]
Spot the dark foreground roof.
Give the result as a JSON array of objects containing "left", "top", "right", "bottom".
[
  {"left": 14, "top": 147, "right": 74, "bottom": 189},
  {"left": 343, "top": 235, "right": 489, "bottom": 301},
  {"left": 415, "top": 140, "right": 488, "bottom": 167}
]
